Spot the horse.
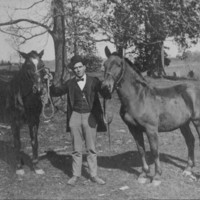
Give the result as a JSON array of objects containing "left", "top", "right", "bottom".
[
  {"left": 101, "top": 46, "right": 200, "bottom": 186},
  {"left": 0, "top": 50, "right": 48, "bottom": 175}
]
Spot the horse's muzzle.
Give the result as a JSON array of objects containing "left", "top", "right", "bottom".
[
  {"left": 32, "top": 83, "right": 45, "bottom": 95},
  {"left": 101, "top": 81, "right": 113, "bottom": 99}
]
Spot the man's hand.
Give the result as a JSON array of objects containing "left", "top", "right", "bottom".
[{"left": 43, "top": 69, "right": 53, "bottom": 86}]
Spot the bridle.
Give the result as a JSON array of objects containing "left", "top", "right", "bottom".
[
  {"left": 104, "top": 57, "right": 126, "bottom": 90},
  {"left": 35, "top": 66, "right": 45, "bottom": 74},
  {"left": 31, "top": 66, "right": 46, "bottom": 94},
  {"left": 103, "top": 56, "right": 126, "bottom": 150}
]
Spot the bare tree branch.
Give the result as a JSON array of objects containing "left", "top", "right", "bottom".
[
  {"left": 0, "top": 18, "right": 52, "bottom": 33},
  {"left": 0, "top": 28, "right": 26, "bottom": 40},
  {"left": 15, "top": 0, "right": 45, "bottom": 10},
  {"left": 0, "top": 27, "right": 48, "bottom": 44}
]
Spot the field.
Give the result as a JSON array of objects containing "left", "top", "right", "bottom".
[
  {"left": 165, "top": 57, "right": 200, "bottom": 78},
  {"left": 1, "top": 60, "right": 200, "bottom": 199}
]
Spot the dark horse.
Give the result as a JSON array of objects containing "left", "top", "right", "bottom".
[
  {"left": 102, "top": 46, "right": 200, "bottom": 186},
  {"left": 0, "top": 50, "right": 47, "bottom": 175}
]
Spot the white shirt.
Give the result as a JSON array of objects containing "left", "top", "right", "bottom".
[{"left": 76, "top": 74, "right": 86, "bottom": 91}]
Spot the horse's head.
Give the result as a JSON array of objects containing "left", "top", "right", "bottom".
[
  {"left": 102, "top": 46, "right": 124, "bottom": 94},
  {"left": 19, "top": 50, "right": 46, "bottom": 94}
]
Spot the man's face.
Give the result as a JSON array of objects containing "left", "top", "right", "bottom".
[{"left": 73, "top": 62, "right": 86, "bottom": 78}]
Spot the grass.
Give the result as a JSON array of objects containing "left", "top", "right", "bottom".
[
  {"left": 166, "top": 58, "right": 200, "bottom": 78},
  {"left": 1, "top": 59, "right": 200, "bottom": 199}
]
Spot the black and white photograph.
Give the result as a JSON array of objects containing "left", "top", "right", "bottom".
[{"left": 0, "top": 0, "right": 200, "bottom": 199}]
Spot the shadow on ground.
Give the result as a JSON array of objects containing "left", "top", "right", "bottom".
[
  {"left": 0, "top": 140, "right": 35, "bottom": 172},
  {"left": 0, "top": 140, "right": 189, "bottom": 177},
  {"left": 40, "top": 150, "right": 188, "bottom": 177}
]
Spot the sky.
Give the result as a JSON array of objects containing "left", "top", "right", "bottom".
[
  {"left": 0, "top": 0, "right": 200, "bottom": 62},
  {"left": 0, "top": 28, "right": 185, "bottom": 62}
]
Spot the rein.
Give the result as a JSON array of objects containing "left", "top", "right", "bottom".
[
  {"left": 103, "top": 98, "right": 113, "bottom": 150},
  {"left": 102, "top": 57, "right": 126, "bottom": 150},
  {"left": 41, "top": 68, "right": 55, "bottom": 119},
  {"left": 35, "top": 67, "right": 45, "bottom": 74}
]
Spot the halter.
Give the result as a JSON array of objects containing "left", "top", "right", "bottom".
[
  {"left": 105, "top": 58, "right": 126, "bottom": 90},
  {"left": 31, "top": 66, "right": 46, "bottom": 94},
  {"left": 103, "top": 56, "right": 126, "bottom": 150}
]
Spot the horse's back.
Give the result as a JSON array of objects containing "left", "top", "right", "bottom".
[{"left": 150, "top": 80, "right": 200, "bottom": 131}]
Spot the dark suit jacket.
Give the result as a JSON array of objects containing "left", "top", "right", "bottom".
[{"left": 50, "top": 75, "right": 107, "bottom": 132}]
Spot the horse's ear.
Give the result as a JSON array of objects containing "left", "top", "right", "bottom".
[
  {"left": 18, "top": 51, "right": 28, "bottom": 59},
  {"left": 105, "top": 46, "right": 111, "bottom": 58},
  {"left": 39, "top": 50, "right": 44, "bottom": 58}
]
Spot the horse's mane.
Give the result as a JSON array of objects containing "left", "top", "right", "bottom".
[
  {"left": 110, "top": 52, "right": 148, "bottom": 87},
  {"left": 110, "top": 52, "right": 143, "bottom": 76},
  {"left": 124, "top": 58, "right": 142, "bottom": 76}
]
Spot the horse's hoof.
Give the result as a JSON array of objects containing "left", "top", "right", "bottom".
[
  {"left": 182, "top": 170, "right": 192, "bottom": 176},
  {"left": 16, "top": 169, "right": 25, "bottom": 175},
  {"left": 151, "top": 179, "right": 161, "bottom": 187},
  {"left": 183, "top": 171, "right": 197, "bottom": 181},
  {"left": 138, "top": 177, "right": 148, "bottom": 184},
  {"left": 35, "top": 169, "right": 45, "bottom": 175},
  {"left": 189, "top": 174, "right": 197, "bottom": 181}
]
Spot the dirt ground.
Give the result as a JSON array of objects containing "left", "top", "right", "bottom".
[{"left": 0, "top": 79, "right": 200, "bottom": 199}]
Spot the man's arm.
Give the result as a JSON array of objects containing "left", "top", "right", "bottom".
[{"left": 50, "top": 81, "right": 69, "bottom": 97}]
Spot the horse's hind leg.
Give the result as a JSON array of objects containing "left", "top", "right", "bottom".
[
  {"left": 12, "top": 123, "right": 24, "bottom": 175},
  {"left": 29, "top": 122, "right": 44, "bottom": 175},
  {"left": 128, "top": 124, "right": 150, "bottom": 184},
  {"left": 180, "top": 122, "right": 195, "bottom": 176}
]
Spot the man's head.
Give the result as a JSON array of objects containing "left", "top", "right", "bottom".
[{"left": 69, "top": 55, "right": 86, "bottom": 78}]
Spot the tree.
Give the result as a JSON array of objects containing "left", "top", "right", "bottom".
[
  {"left": 0, "top": 0, "right": 106, "bottom": 84},
  {"left": 93, "top": 0, "right": 200, "bottom": 75},
  {"left": 64, "top": 0, "right": 97, "bottom": 57},
  {"left": 0, "top": 0, "right": 66, "bottom": 86},
  {"left": 1, "top": 0, "right": 200, "bottom": 79}
]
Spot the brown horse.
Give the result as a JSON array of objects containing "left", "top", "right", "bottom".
[
  {"left": 102, "top": 46, "right": 200, "bottom": 186},
  {"left": 0, "top": 50, "right": 48, "bottom": 175}
]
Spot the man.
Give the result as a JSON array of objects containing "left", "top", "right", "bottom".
[{"left": 50, "top": 55, "right": 108, "bottom": 186}]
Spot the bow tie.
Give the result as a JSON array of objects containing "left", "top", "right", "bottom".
[{"left": 76, "top": 78, "right": 84, "bottom": 82}]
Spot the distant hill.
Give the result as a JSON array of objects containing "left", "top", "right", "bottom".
[
  {"left": 0, "top": 60, "right": 55, "bottom": 72},
  {"left": 0, "top": 63, "right": 20, "bottom": 71},
  {"left": 166, "top": 53, "right": 200, "bottom": 79},
  {"left": 44, "top": 60, "right": 55, "bottom": 72}
]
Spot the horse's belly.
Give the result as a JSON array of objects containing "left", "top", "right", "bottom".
[{"left": 158, "top": 99, "right": 191, "bottom": 132}]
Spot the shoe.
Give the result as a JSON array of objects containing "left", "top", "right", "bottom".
[
  {"left": 67, "top": 176, "right": 79, "bottom": 186},
  {"left": 91, "top": 176, "right": 106, "bottom": 185}
]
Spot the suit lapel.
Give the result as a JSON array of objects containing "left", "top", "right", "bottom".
[
  {"left": 83, "top": 75, "right": 92, "bottom": 108},
  {"left": 68, "top": 78, "right": 76, "bottom": 107}
]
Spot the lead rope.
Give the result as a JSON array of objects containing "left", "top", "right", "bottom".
[
  {"left": 42, "top": 75, "right": 55, "bottom": 119},
  {"left": 103, "top": 98, "right": 113, "bottom": 150}
]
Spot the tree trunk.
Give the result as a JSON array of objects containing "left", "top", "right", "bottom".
[
  {"left": 51, "top": 0, "right": 66, "bottom": 86},
  {"left": 116, "top": 46, "right": 123, "bottom": 57},
  {"left": 160, "top": 42, "right": 166, "bottom": 75}
]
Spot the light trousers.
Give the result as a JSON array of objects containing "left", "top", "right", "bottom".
[{"left": 69, "top": 111, "right": 97, "bottom": 177}]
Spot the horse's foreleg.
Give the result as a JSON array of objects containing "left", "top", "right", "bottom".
[
  {"left": 29, "top": 121, "right": 44, "bottom": 175},
  {"left": 128, "top": 125, "right": 150, "bottom": 184},
  {"left": 180, "top": 123, "right": 195, "bottom": 177},
  {"left": 12, "top": 123, "right": 24, "bottom": 175},
  {"left": 146, "top": 128, "right": 162, "bottom": 186},
  {"left": 192, "top": 120, "right": 200, "bottom": 146}
]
